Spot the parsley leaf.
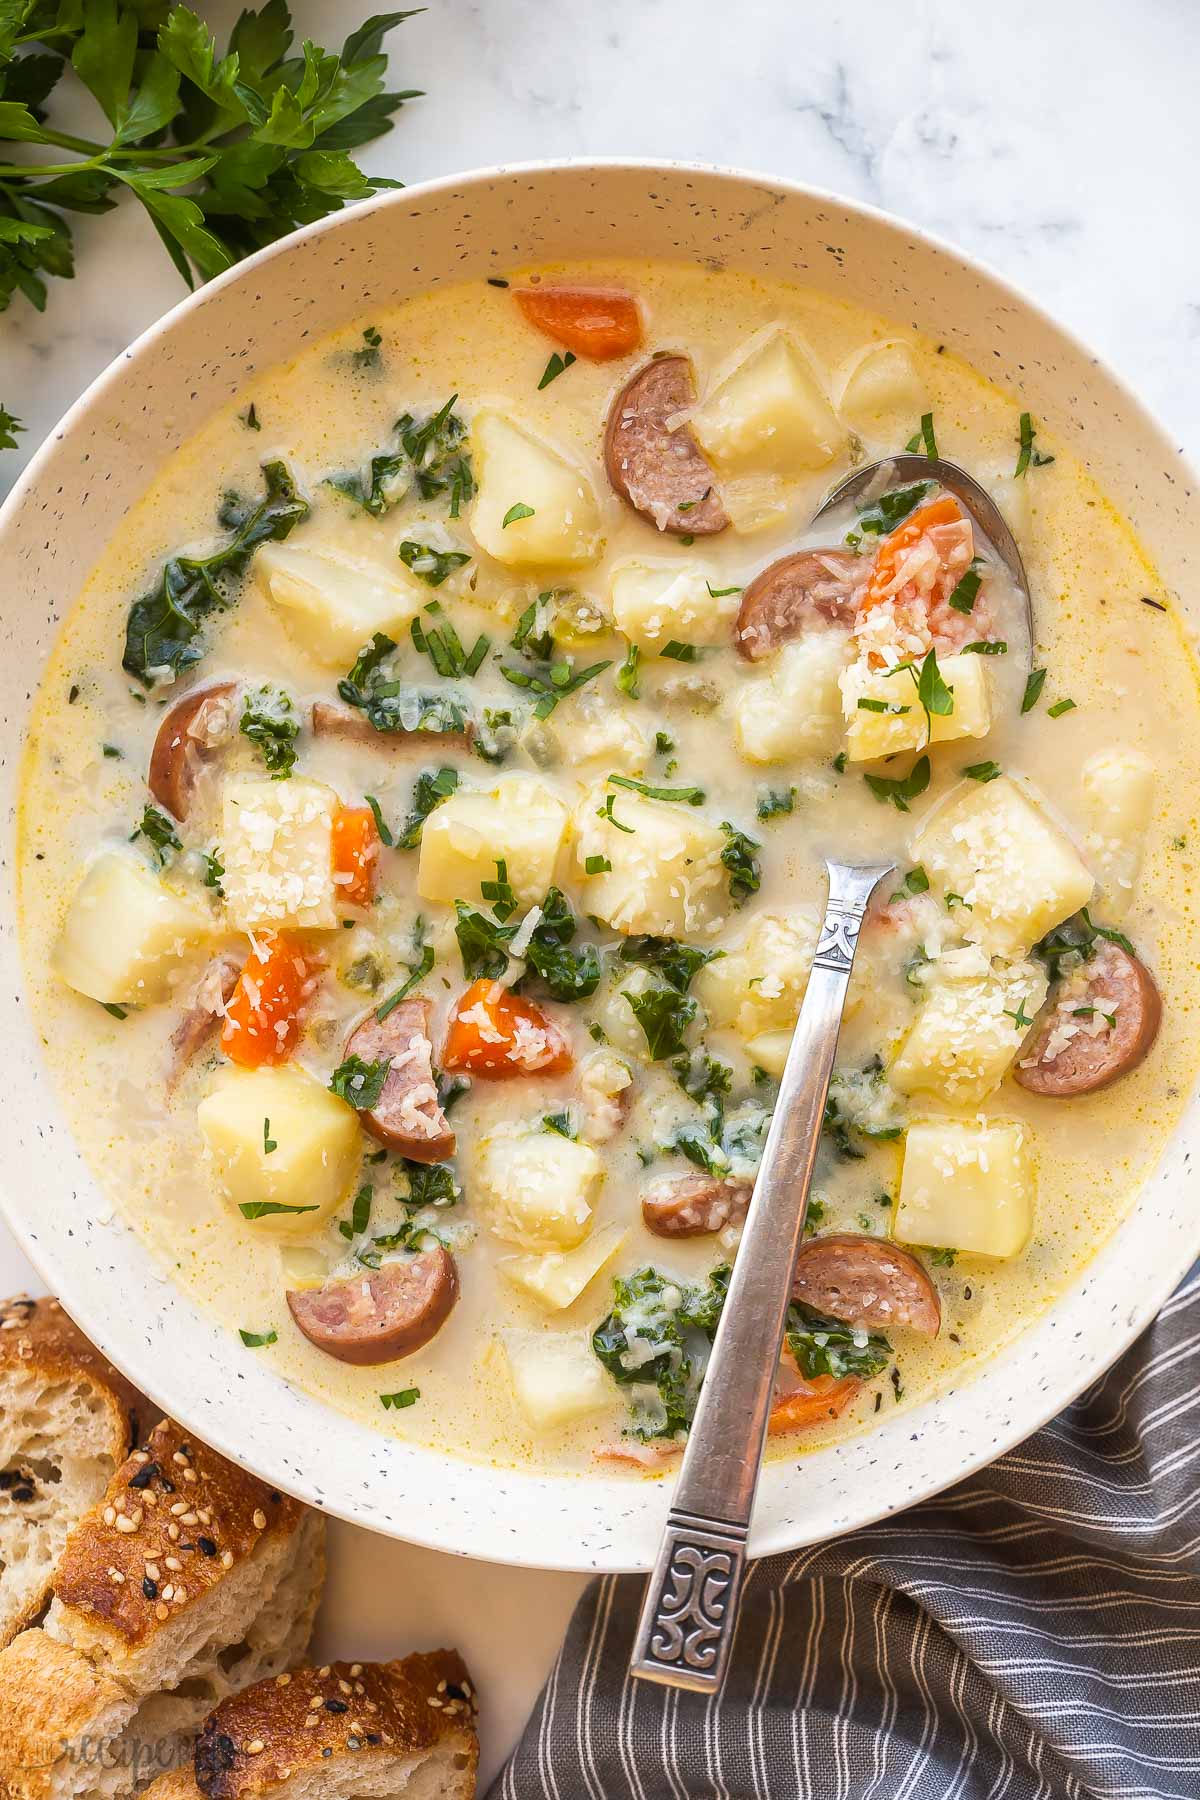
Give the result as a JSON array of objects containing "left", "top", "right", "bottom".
[
  {"left": 395, "top": 766, "right": 459, "bottom": 850},
  {"left": 1021, "top": 668, "right": 1048, "bottom": 714},
  {"left": 329, "top": 1055, "right": 390, "bottom": 1110},
  {"left": 864, "top": 755, "right": 931, "bottom": 813},
  {"left": 399, "top": 540, "right": 472, "bottom": 588},
  {"left": 1015, "top": 411, "right": 1055, "bottom": 478},
  {"left": 905, "top": 412, "right": 938, "bottom": 458},
  {"left": 132, "top": 803, "right": 181, "bottom": 868}
]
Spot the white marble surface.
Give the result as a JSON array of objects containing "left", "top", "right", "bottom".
[{"left": 3, "top": 0, "right": 1199, "bottom": 1782}]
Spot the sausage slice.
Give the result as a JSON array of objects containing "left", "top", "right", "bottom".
[
  {"left": 287, "top": 1249, "right": 457, "bottom": 1366},
  {"left": 792, "top": 1234, "right": 941, "bottom": 1336},
  {"left": 343, "top": 997, "right": 455, "bottom": 1163},
  {"left": 1015, "top": 938, "right": 1161, "bottom": 1097},
  {"left": 735, "top": 548, "right": 864, "bottom": 660},
  {"left": 167, "top": 950, "right": 242, "bottom": 1087},
  {"left": 310, "top": 701, "right": 473, "bottom": 755},
  {"left": 148, "top": 681, "right": 238, "bottom": 820},
  {"left": 604, "top": 355, "right": 728, "bottom": 536},
  {"left": 642, "top": 1174, "right": 752, "bottom": 1238}
]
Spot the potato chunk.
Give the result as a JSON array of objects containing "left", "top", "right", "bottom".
[
  {"left": 475, "top": 1126, "right": 602, "bottom": 1251},
  {"left": 502, "top": 1329, "right": 614, "bottom": 1429},
  {"left": 610, "top": 559, "right": 738, "bottom": 653},
  {"left": 52, "top": 853, "right": 213, "bottom": 1006},
  {"left": 197, "top": 1063, "right": 360, "bottom": 1235},
  {"left": 891, "top": 947, "right": 1048, "bottom": 1104},
  {"left": 841, "top": 654, "right": 991, "bottom": 762},
  {"left": 696, "top": 908, "right": 820, "bottom": 1039},
  {"left": 731, "top": 634, "right": 849, "bottom": 765},
  {"left": 255, "top": 542, "right": 425, "bottom": 668},
  {"left": 836, "top": 340, "right": 927, "bottom": 430},
  {"left": 417, "top": 774, "right": 568, "bottom": 909},
  {"left": 912, "top": 776, "right": 1093, "bottom": 957},
  {"left": 221, "top": 774, "right": 339, "bottom": 932},
  {"left": 894, "top": 1119, "right": 1035, "bottom": 1259},
  {"left": 690, "top": 331, "right": 845, "bottom": 476},
  {"left": 574, "top": 785, "right": 728, "bottom": 938},
  {"left": 469, "top": 410, "right": 601, "bottom": 569},
  {"left": 1082, "top": 747, "right": 1155, "bottom": 919},
  {"left": 500, "top": 1224, "right": 627, "bottom": 1311}
]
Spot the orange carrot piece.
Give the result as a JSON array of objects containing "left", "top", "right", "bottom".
[
  {"left": 514, "top": 285, "right": 642, "bottom": 360},
  {"left": 331, "top": 804, "right": 382, "bottom": 909},
  {"left": 442, "top": 978, "right": 572, "bottom": 1078},
  {"left": 221, "top": 933, "right": 317, "bottom": 1068}
]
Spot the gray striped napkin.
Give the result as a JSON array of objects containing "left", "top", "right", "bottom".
[{"left": 491, "top": 1263, "right": 1200, "bottom": 1800}]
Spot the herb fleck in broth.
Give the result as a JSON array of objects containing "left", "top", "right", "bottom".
[{"left": 16, "top": 261, "right": 1200, "bottom": 1476}]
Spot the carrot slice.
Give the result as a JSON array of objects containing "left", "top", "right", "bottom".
[
  {"left": 442, "top": 979, "right": 572, "bottom": 1078},
  {"left": 860, "top": 494, "right": 962, "bottom": 615},
  {"left": 767, "top": 1374, "right": 861, "bottom": 1436},
  {"left": 514, "top": 285, "right": 642, "bottom": 361},
  {"left": 221, "top": 933, "right": 318, "bottom": 1068},
  {"left": 331, "top": 804, "right": 382, "bottom": 909}
]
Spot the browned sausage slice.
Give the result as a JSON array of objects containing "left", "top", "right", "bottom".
[
  {"left": 792, "top": 1234, "right": 941, "bottom": 1336},
  {"left": 166, "top": 950, "right": 242, "bottom": 1088},
  {"left": 735, "top": 548, "right": 864, "bottom": 661},
  {"left": 343, "top": 997, "right": 456, "bottom": 1163},
  {"left": 310, "top": 701, "right": 473, "bottom": 755},
  {"left": 148, "top": 681, "right": 238, "bottom": 819},
  {"left": 604, "top": 355, "right": 728, "bottom": 536},
  {"left": 642, "top": 1174, "right": 753, "bottom": 1238},
  {"left": 287, "top": 1248, "right": 457, "bottom": 1366},
  {"left": 1015, "top": 938, "right": 1161, "bottom": 1097}
]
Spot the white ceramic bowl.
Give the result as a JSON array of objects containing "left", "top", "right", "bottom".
[{"left": 1, "top": 161, "right": 1197, "bottom": 1572}]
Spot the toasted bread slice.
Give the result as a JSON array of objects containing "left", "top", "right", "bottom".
[
  {"left": 0, "top": 1295, "right": 145, "bottom": 1647},
  {"left": 0, "top": 1420, "right": 324, "bottom": 1799},
  {"left": 142, "top": 1652, "right": 478, "bottom": 1800}
]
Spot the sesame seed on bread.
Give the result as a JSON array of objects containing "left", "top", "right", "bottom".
[
  {"left": 0, "top": 1295, "right": 145, "bottom": 1647},
  {"left": 144, "top": 1652, "right": 478, "bottom": 1800}
]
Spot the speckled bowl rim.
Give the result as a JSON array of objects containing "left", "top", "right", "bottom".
[{"left": 1, "top": 157, "right": 1197, "bottom": 1572}]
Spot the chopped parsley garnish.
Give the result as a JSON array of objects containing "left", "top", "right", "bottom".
[
  {"left": 502, "top": 502, "right": 535, "bottom": 528},
  {"left": 720, "top": 823, "right": 762, "bottom": 903},
  {"left": 1033, "top": 908, "right": 1133, "bottom": 981},
  {"left": 905, "top": 412, "right": 938, "bottom": 458},
  {"left": 585, "top": 854, "right": 612, "bottom": 874},
  {"left": 596, "top": 791, "right": 634, "bottom": 833},
  {"left": 325, "top": 444, "right": 408, "bottom": 516},
  {"left": 132, "top": 804, "right": 181, "bottom": 868},
  {"left": 1021, "top": 668, "right": 1048, "bottom": 714},
  {"left": 864, "top": 754, "right": 931, "bottom": 812},
  {"left": 337, "top": 634, "right": 471, "bottom": 740},
  {"left": 239, "top": 1329, "right": 277, "bottom": 1349},
  {"left": 239, "top": 1200, "right": 320, "bottom": 1219},
  {"left": 398, "top": 398, "right": 474, "bottom": 517},
  {"left": 499, "top": 655, "right": 612, "bottom": 719},
  {"left": 857, "top": 697, "right": 908, "bottom": 714},
  {"left": 380, "top": 1388, "right": 421, "bottom": 1409},
  {"left": 262, "top": 1118, "right": 277, "bottom": 1154},
  {"left": 846, "top": 481, "right": 932, "bottom": 547},
  {"left": 543, "top": 1110, "right": 577, "bottom": 1139},
  {"left": 962, "top": 640, "right": 1007, "bottom": 655},
  {"left": 242, "top": 404, "right": 261, "bottom": 432},
  {"left": 399, "top": 541, "right": 472, "bottom": 589},
  {"left": 756, "top": 786, "right": 795, "bottom": 821},
  {"left": 1014, "top": 411, "right": 1054, "bottom": 478},
  {"left": 833, "top": 751, "right": 848, "bottom": 774},
  {"left": 963, "top": 760, "right": 1001, "bottom": 782},
  {"left": 660, "top": 641, "right": 702, "bottom": 662},
  {"left": 616, "top": 642, "right": 641, "bottom": 699},
  {"left": 375, "top": 942, "right": 435, "bottom": 1020},
  {"left": 123, "top": 460, "right": 308, "bottom": 685},
  {"left": 538, "top": 351, "right": 577, "bottom": 389},
  {"left": 928, "top": 1247, "right": 958, "bottom": 1267},
  {"left": 1004, "top": 998, "right": 1035, "bottom": 1031},
  {"left": 947, "top": 562, "right": 983, "bottom": 614},
  {"left": 608, "top": 774, "right": 704, "bottom": 806},
  {"left": 100, "top": 1002, "right": 128, "bottom": 1020},
  {"left": 706, "top": 582, "right": 742, "bottom": 598},
  {"left": 890, "top": 866, "right": 930, "bottom": 902},
  {"left": 1047, "top": 697, "right": 1076, "bottom": 718},
  {"left": 363, "top": 795, "right": 395, "bottom": 848},
  {"left": 339, "top": 1185, "right": 374, "bottom": 1240},
  {"left": 329, "top": 1056, "right": 391, "bottom": 1110},
  {"left": 411, "top": 602, "right": 489, "bottom": 680},
  {"left": 354, "top": 325, "right": 383, "bottom": 367},
  {"left": 240, "top": 685, "right": 298, "bottom": 778}
]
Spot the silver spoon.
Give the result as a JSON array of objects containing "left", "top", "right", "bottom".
[
  {"left": 629, "top": 858, "right": 893, "bottom": 1694},
  {"left": 813, "top": 453, "right": 1035, "bottom": 651}
]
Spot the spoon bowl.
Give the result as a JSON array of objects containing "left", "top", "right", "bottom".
[{"left": 813, "top": 453, "right": 1035, "bottom": 654}]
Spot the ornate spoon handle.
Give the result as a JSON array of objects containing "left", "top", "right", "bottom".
[{"left": 629, "top": 858, "right": 894, "bottom": 1693}]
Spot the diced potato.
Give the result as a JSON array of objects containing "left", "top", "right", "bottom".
[
  {"left": 255, "top": 542, "right": 425, "bottom": 669},
  {"left": 418, "top": 774, "right": 569, "bottom": 909},
  {"left": 1082, "top": 748, "right": 1155, "bottom": 918},
  {"left": 469, "top": 410, "right": 601, "bottom": 569},
  {"left": 697, "top": 908, "right": 820, "bottom": 1040},
  {"left": 501, "top": 1329, "right": 615, "bottom": 1429},
  {"left": 912, "top": 776, "right": 1094, "bottom": 958},
  {"left": 592, "top": 967, "right": 655, "bottom": 1057},
  {"left": 574, "top": 785, "right": 728, "bottom": 938},
  {"left": 578, "top": 1047, "right": 634, "bottom": 1143},
  {"left": 837, "top": 340, "right": 927, "bottom": 430},
  {"left": 52, "top": 853, "right": 214, "bottom": 1006},
  {"left": 475, "top": 1126, "right": 602, "bottom": 1251},
  {"left": 744, "top": 1029, "right": 793, "bottom": 1077},
  {"left": 197, "top": 1064, "right": 360, "bottom": 1236},
  {"left": 891, "top": 947, "right": 1048, "bottom": 1104},
  {"left": 547, "top": 694, "right": 651, "bottom": 774},
  {"left": 894, "top": 1119, "right": 1035, "bottom": 1259},
  {"left": 690, "top": 331, "right": 845, "bottom": 476},
  {"left": 500, "top": 1224, "right": 627, "bottom": 1311},
  {"left": 221, "top": 775, "right": 339, "bottom": 932},
  {"left": 841, "top": 654, "right": 991, "bottom": 762},
  {"left": 731, "top": 634, "right": 849, "bottom": 765},
  {"left": 610, "top": 560, "right": 738, "bottom": 653}
]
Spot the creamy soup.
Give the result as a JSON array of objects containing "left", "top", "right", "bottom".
[{"left": 17, "top": 261, "right": 1200, "bottom": 1477}]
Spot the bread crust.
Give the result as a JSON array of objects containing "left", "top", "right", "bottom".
[
  {"left": 0, "top": 1628, "right": 133, "bottom": 1800},
  {"left": 190, "top": 1652, "right": 477, "bottom": 1798},
  {"left": 52, "top": 1418, "right": 304, "bottom": 1661}
]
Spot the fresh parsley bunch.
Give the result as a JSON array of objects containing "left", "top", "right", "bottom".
[{"left": 0, "top": 1, "right": 421, "bottom": 315}]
